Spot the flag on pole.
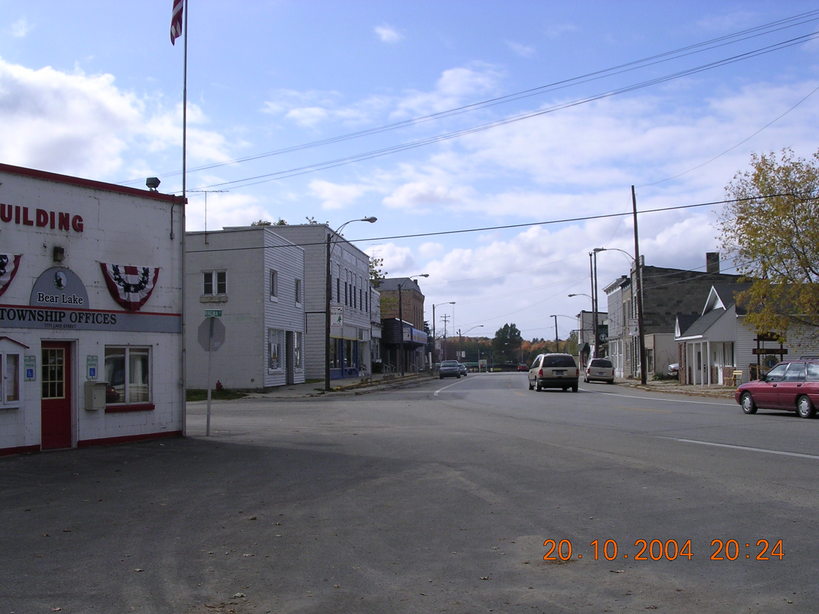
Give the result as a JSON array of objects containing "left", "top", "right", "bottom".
[{"left": 170, "top": 0, "right": 184, "bottom": 45}]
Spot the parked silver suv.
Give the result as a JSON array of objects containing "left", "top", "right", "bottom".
[{"left": 528, "top": 353, "right": 579, "bottom": 392}]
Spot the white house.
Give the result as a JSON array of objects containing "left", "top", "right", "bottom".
[
  {"left": 0, "top": 164, "right": 185, "bottom": 455},
  {"left": 675, "top": 283, "right": 819, "bottom": 385},
  {"left": 185, "top": 226, "right": 306, "bottom": 390}
]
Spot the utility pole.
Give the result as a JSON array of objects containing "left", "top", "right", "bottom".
[
  {"left": 632, "top": 185, "right": 647, "bottom": 385},
  {"left": 440, "top": 314, "right": 451, "bottom": 360}
]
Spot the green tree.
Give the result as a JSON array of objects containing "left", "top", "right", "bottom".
[
  {"left": 492, "top": 323, "right": 523, "bottom": 364},
  {"left": 719, "top": 148, "right": 819, "bottom": 337},
  {"left": 369, "top": 256, "right": 387, "bottom": 288}
]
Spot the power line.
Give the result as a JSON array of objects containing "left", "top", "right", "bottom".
[
  {"left": 120, "top": 10, "right": 819, "bottom": 188},
  {"left": 185, "top": 192, "right": 815, "bottom": 254},
  {"left": 192, "top": 31, "right": 819, "bottom": 192},
  {"left": 642, "top": 82, "right": 819, "bottom": 186}
]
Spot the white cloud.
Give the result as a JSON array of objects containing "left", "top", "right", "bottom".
[
  {"left": 185, "top": 192, "right": 268, "bottom": 232},
  {"left": 374, "top": 24, "right": 404, "bottom": 44},
  {"left": 0, "top": 58, "right": 233, "bottom": 181},
  {"left": 506, "top": 40, "right": 535, "bottom": 58},
  {"left": 419, "top": 242, "right": 445, "bottom": 259},
  {"left": 366, "top": 242, "right": 415, "bottom": 273},
  {"left": 285, "top": 106, "right": 329, "bottom": 128},
  {"left": 260, "top": 63, "right": 502, "bottom": 130},
  {"left": 308, "top": 178, "right": 374, "bottom": 210},
  {"left": 382, "top": 180, "right": 473, "bottom": 211},
  {"left": 10, "top": 17, "right": 31, "bottom": 38},
  {"left": 392, "top": 64, "right": 503, "bottom": 118}
]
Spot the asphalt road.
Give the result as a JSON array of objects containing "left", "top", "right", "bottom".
[{"left": 2, "top": 372, "right": 817, "bottom": 613}]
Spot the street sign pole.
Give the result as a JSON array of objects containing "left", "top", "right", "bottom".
[{"left": 206, "top": 316, "right": 214, "bottom": 436}]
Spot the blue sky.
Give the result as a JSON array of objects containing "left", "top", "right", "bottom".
[{"left": 2, "top": 1, "right": 818, "bottom": 340}]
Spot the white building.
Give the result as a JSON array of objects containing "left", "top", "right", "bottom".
[
  {"left": 675, "top": 284, "right": 819, "bottom": 386},
  {"left": 185, "top": 226, "right": 306, "bottom": 390},
  {"left": 271, "top": 224, "right": 373, "bottom": 381},
  {"left": 0, "top": 164, "right": 185, "bottom": 455}
]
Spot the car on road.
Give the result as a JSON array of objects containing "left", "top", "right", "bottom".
[
  {"left": 735, "top": 358, "right": 819, "bottom": 418},
  {"left": 458, "top": 363, "right": 468, "bottom": 376},
  {"left": 439, "top": 360, "right": 462, "bottom": 379},
  {"left": 528, "top": 353, "right": 579, "bottom": 392},
  {"left": 584, "top": 358, "right": 615, "bottom": 384}
]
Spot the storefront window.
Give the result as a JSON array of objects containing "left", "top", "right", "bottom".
[
  {"left": 294, "top": 332, "right": 303, "bottom": 369},
  {"left": 1, "top": 353, "right": 20, "bottom": 405},
  {"left": 105, "top": 347, "right": 151, "bottom": 404},
  {"left": 268, "top": 328, "right": 283, "bottom": 371}
]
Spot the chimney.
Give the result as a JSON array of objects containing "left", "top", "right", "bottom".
[{"left": 706, "top": 252, "right": 720, "bottom": 274}]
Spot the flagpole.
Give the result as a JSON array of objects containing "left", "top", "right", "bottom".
[{"left": 181, "top": 0, "right": 188, "bottom": 213}]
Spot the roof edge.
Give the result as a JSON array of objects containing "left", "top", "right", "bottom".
[{"left": 0, "top": 163, "right": 186, "bottom": 205}]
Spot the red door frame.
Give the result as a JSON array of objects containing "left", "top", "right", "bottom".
[{"left": 41, "top": 341, "right": 73, "bottom": 450}]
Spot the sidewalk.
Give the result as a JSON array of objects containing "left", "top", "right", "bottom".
[
  {"left": 239, "top": 371, "right": 435, "bottom": 400},
  {"left": 616, "top": 377, "right": 737, "bottom": 399}
]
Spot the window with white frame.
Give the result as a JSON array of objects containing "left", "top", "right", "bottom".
[
  {"left": 0, "top": 352, "right": 21, "bottom": 406},
  {"left": 268, "top": 328, "right": 284, "bottom": 371},
  {"left": 104, "top": 346, "right": 151, "bottom": 404},
  {"left": 203, "top": 270, "right": 226, "bottom": 295},
  {"left": 269, "top": 269, "right": 278, "bottom": 301},
  {"left": 295, "top": 278, "right": 302, "bottom": 306}
]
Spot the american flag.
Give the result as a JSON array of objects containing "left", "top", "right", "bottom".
[
  {"left": 170, "top": 0, "right": 184, "bottom": 45},
  {"left": 100, "top": 263, "right": 161, "bottom": 311},
  {"left": 0, "top": 254, "right": 21, "bottom": 298}
]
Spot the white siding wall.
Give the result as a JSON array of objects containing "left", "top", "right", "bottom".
[
  {"left": 272, "top": 225, "right": 373, "bottom": 381},
  {"left": 263, "top": 229, "right": 306, "bottom": 387},
  {"left": 185, "top": 227, "right": 305, "bottom": 390}
]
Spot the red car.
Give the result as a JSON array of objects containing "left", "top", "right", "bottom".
[{"left": 735, "top": 359, "right": 819, "bottom": 419}]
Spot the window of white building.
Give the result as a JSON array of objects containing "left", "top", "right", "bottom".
[
  {"left": 268, "top": 328, "right": 284, "bottom": 371},
  {"left": 204, "top": 270, "right": 226, "bottom": 295},
  {"left": 105, "top": 347, "right": 151, "bottom": 406},
  {"left": 294, "top": 332, "right": 303, "bottom": 369},
  {"left": 269, "top": 269, "right": 278, "bottom": 301},
  {"left": 0, "top": 352, "right": 21, "bottom": 406}
]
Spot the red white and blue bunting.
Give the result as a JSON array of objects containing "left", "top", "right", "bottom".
[
  {"left": 0, "top": 254, "right": 21, "bottom": 298},
  {"left": 100, "top": 263, "right": 160, "bottom": 311}
]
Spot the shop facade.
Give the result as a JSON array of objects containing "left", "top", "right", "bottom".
[{"left": 0, "top": 164, "right": 185, "bottom": 455}]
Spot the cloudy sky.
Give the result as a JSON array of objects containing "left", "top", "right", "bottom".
[{"left": 2, "top": 1, "right": 818, "bottom": 340}]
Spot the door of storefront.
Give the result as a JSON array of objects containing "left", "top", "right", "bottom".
[{"left": 41, "top": 341, "right": 72, "bottom": 449}]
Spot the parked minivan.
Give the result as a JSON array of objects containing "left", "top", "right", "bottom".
[{"left": 528, "top": 353, "right": 579, "bottom": 392}]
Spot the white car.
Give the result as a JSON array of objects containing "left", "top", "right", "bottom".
[{"left": 584, "top": 358, "right": 615, "bottom": 384}]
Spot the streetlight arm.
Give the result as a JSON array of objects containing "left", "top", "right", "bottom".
[{"left": 325, "top": 217, "right": 377, "bottom": 392}]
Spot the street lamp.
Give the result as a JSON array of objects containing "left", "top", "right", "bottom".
[
  {"left": 458, "top": 324, "right": 484, "bottom": 364},
  {"left": 432, "top": 301, "right": 455, "bottom": 362},
  {"left": 590, "top": 248, "right": 606, "bottom": 360},
  {"left": 398, "top": 274, "right": 429, "bottom": 376},
  {"left": 595, "top": 245, "right": 645, "bottom": 385},
  {"left": 325, "top": 216, "right": 377, "bottom": 392},
  {"left": 548, "top": 314, "right": 559, "bottom": 348}
]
